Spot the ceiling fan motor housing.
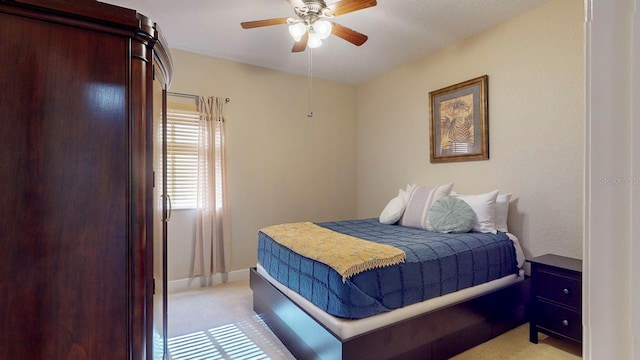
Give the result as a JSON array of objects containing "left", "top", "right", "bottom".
[{"left": 294, "top": 0, "right": 332, "bottom": 18}]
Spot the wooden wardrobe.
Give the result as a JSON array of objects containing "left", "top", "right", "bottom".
[{"left": 0, "top": 0, "right": 172, "bottom": 358}]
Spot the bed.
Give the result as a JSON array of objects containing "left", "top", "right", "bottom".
[{"left": 251, "top": 187, "right": 530, "bottom": 359}]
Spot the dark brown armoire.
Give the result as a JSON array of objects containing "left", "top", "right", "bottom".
[{"left": 0, "top": 0, "right": 172, "bottom": 358}]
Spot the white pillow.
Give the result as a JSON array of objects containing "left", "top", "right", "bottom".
[
  {"left": 379, "top": 189, "right": 408, "bottom": 224},
  {"left": 405, "top": 183, "right": 417, "bottom": 196},
  {"left": 399, "top": 183, "right": 454, "bottom": 231},
  {"left": 495, "top": 193, "right": 512, "bottom": 233},
  {"left": 456, "top": 190, "right": 499, "bottom": 233}
]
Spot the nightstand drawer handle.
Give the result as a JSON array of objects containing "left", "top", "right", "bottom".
[
  {"left": 562, "top": 320, "right": 569, "bottom": 326},
  {"left": 563, "top": 288, "right": 570, "bottom": 295}
]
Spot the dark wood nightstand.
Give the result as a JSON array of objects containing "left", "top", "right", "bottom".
[{"left": 527, "top": 254, "right": 582, "bottom": 344}]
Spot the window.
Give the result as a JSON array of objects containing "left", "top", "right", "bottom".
[
  {"left": 166, "top": 107, "right": 199, "bottom": 209},
  {"left": 166, "top": 97, "right": 225, "bottom": 210}
]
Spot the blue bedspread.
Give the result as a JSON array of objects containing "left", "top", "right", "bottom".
[{"left": 257, "top": 218, "right": 518, "bottom": 319}]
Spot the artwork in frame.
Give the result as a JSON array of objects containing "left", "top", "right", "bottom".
[{"left": 429, "top": 75, "right": 489, "bottom": 163}]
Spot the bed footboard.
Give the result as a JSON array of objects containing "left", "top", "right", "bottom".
[{"left": 250, "top": 268, "right": 530, "bottom": 360}]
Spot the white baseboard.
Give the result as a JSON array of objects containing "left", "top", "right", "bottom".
[{"left": 167, "top": 268, "right": 250, "bottom": 293}]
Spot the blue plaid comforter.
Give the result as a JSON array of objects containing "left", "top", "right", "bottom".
[{"left": 257, "top": 218, "right": 518, "bottom": 319}]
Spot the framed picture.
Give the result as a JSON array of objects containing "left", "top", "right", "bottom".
[{"left": 429, "top": 75, "right": 489, "bottom": 163}]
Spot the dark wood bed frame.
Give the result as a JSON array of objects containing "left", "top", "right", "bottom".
[{"left": 250, "top": 268, "right": 530, "bottom": 359}]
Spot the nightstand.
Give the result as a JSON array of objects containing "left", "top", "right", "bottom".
[{"left": 527, "top": 254, "right": 582, "bottom": 344}]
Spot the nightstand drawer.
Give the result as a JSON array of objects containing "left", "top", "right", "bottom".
[
  {"left": 528, "top": 254, "right": 582, "bottom": 345},
  {"left": 535, "top": 301, "right": 582, "bottom": 341},
  {"left": 534, "top": 269, "right": 581, "bottom": 309}
]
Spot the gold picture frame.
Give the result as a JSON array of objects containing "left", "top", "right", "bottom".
[{"left": 429, "top": 75, "right": 489, "bottom": 163}]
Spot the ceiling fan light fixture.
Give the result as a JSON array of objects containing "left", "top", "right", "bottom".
[
  {"left": 312, "top": 20, "right": 332, "bottom": 40},
  {"left": 308, "top": 34, "right": 323, "bottom": 49},
  {"left": 288, "top": 22, "right": 307, "bottom": 42}
]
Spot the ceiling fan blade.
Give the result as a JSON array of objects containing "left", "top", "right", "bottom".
[
  {"left": 241, "top": 18, "right": 288, "bottom": 29},
  {"left": 331, "top": 22, "right": 368, "bottom": 46},
  {"left": 292, "top": 32, "right": 309, "bottom": 52},
  {"left": 327, "top": 0, "right": 377, "bottom": 16}
]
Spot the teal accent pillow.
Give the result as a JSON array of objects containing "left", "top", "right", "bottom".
[{"left": 428, "top": 196, "right": 476, "bottom": 233}]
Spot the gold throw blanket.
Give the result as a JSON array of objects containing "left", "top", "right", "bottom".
[{"left": 260, "top": 222, "right": 406, "bottom": 282}]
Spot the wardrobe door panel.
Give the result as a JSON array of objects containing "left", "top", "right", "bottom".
[{"left": 0, "top": 12, "right": 130, "bottom": 359}]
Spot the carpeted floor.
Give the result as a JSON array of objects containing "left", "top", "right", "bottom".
[
  {"left": 168, "top": 279, "right": 582, "bottom": 359},
  {"left": 168, "top": 279, "right": 295, "bottom": 359},
  {"left": 451, "top": 322, "right": 582, "bottom": 360}
]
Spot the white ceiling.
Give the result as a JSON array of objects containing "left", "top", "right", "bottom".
[{"left": 100, "top": 0, "right": 553, "bottom": 84}]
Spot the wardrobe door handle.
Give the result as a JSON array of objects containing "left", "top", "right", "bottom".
[
  {"left": 562, "top": 320, "right": 569, "bottom": 327},
  {"left": 563, "top": 288, "right": 570, "bottom": 295},
  {"left": 163, "top": 194, "right": 172, "bottom": 222}
]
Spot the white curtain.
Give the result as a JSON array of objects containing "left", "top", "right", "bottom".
[{"left": 193, "top": 96, "right": 229, "bottom": 280}]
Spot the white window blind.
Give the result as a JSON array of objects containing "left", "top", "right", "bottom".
[{"left": 166, "top": 109, "right": 199, "bottom": 209}]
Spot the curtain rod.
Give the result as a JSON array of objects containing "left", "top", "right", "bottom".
[{"left": 167, "top": 91, "right": 231, "bottom": 103}]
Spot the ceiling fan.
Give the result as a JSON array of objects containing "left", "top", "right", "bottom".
[{"left": 240, "top": 0, "right": 377, "bottom": 52}]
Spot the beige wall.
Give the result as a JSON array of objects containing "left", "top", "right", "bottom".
[
  {"left": 356, "top": 0, "right": 584, "bottom": 260},
  {"left": 166, "top": 51, "right": 358, "bottom": 278}
]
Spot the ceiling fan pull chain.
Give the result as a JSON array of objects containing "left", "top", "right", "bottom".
[{"left": 307, "top": 48, "right": 314, "bottom": 118}]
